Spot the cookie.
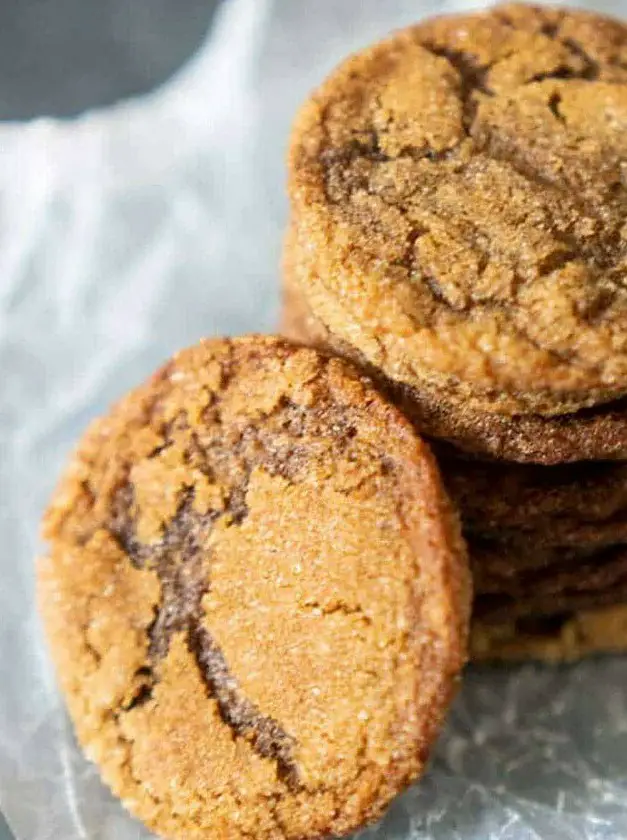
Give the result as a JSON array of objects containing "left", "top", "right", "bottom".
[
  {"left": 39, "top": 336, "right": 470, "bottom": 840},
  {"left": 287, "top": 4, "right": 627, "bottom": 419},
  {"left": 280, "top": 243, "right": 328, "bottom": 347},
  {"left": 282, "top": 258, "right": 627, "bottom": 465},
  {"left": 474, "top": 516, "right": 627, "bottom": 557},
  {"left": 473, "top": 543, "right": 627, "bottom": 622},
  {"left": 472, "top": 604, "right": 627, "bottom": 662},
  {"left": 440, "top": 453, "right": 627, "bottom": 532},
  {"left": 470, "top": 536, "right": 613, "bottom": 580},
  {"left": 443, "top": 454, "right": 627, "bottom": 606},
  {"left": 471, "top": 536, "right": 627, "bottom": 659},
  {"left": 468, "top": 526, "right": 627, "bottom": 582}
]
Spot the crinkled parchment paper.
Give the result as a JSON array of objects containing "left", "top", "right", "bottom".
[{"left": 2, "top": 0, "right": 627, "bottom": 837}]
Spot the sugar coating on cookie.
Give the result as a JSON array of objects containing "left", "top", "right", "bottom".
[
  {"left": 39, "top": 337, "right": 469, "bottom": 840},
  {"left": 288, "top": 3, "right": 627, "bottom": 416}
]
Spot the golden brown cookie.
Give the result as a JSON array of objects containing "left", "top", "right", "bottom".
[
  {"left": 477, "top": 519, "right": 627, "bottom": 575},
  {"left": 287, "top": 4, "right": 627, "bottom": 420},
  {"left": 281, "top": 259, "right": 627, "bottom": 464},
  {"left": 470, "top": 535, "right": 619, "bottom": 580},
  {"left": 443, "top": 451, "right": 627, "bottom": 626},
  {"left": 39, "top": 336, "right": 470, "bottom": 840},
  {"left": 472, "top": 604, "right": 627, "bottom": 662}
]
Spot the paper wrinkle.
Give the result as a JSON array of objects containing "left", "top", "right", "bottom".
[{"left": 1, "top": 0, "right": 626, "bottom": 837}]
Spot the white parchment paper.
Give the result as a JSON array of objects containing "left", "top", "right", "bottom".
[{"left": 2, "top": 1, "right": 627, "bottom": 838}]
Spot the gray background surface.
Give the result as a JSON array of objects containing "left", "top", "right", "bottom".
[{"left": 0, "top": 814, "right": 11, "bottom": 840}]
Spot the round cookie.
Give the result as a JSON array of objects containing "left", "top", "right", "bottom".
[
  {"left": 472, "top": 515, "right": 627, "bottom": 555},
  {"left": 287, "top": 4, "right": 627, "bottom": 419},
  {"left": 443, "top": 454, "right": 627, "bottom": 598},
  {"left": 39, "top": 336, "right": 470, "bottom": 840},
  {"left": 282, "top": 260, "right": 627, "bottom": 464}
]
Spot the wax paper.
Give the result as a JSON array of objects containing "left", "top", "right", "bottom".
[{"left": 2, "top": 0, "right": 627, "bottom": 838}]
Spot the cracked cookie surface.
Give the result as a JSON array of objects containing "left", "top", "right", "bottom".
[
  {"left": 288, "top": 3, "right": 627, "bottom": 417},
  {"left": 39, "top": 336, "right": 469, "bottom": 840}
]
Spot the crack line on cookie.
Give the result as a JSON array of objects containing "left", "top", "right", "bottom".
[
  {"left": 420, "top": 42, "right": 492, "bottom": 133},
  {"left": 112, "top": 490, "right": 301, "bottom": 790},
  {"left": 189, "top": 623, "right": 300, "bottom": 787}
]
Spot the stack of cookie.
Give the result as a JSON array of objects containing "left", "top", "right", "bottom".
[
  {"left": 284, "top": 3, "right": 627, "bottom": 661},
  {"left": 35, "top": 5, "right": 627, "bottom": 837}
]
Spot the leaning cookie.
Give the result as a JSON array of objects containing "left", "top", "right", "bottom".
[
  {"left": 287, "top": 4, "right": 627, "bottom": 422},
  {"left": 39, "top": 336, "right": 470, "bottom": 840}
]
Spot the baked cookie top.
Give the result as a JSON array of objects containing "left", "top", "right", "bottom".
[
  {"left": 288, "top": 4, "right": 627, "bottom": 416},
  {"left": 39, "top": 336, "right": 469, "bottom": 840}
]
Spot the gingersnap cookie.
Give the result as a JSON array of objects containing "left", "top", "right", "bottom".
[
  {"left": 442, "top": 453, "right": 627, "bottom": 595},
  {"left": 469, "top": 538, "right": 627, "bottom": 660},
  {"left": 466, "top": 521, "right": 627, "bottom": 585},
  {"left": 282, "top": 252, "right": 627, "bottom": 464},
  {"left": 287, "top": 3, "right": 627, "bottom": 421},
  {"left": 472, "top": 604, "right": 627, "bottom": 662},
  {"left": 469, "top": 534, "right": 619, "bottom": 580},
  {"left": 440, "top": 453, "right": 627, "bottom": 533},
  {"left": 39, "top": 336, "right": 469, "bottom": 840},
  {"left": 474, "top": 515, "right": 627, "bottom": 556},
  {"left": 473, "top": 543, "right": 627, "bottom": 622}
]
